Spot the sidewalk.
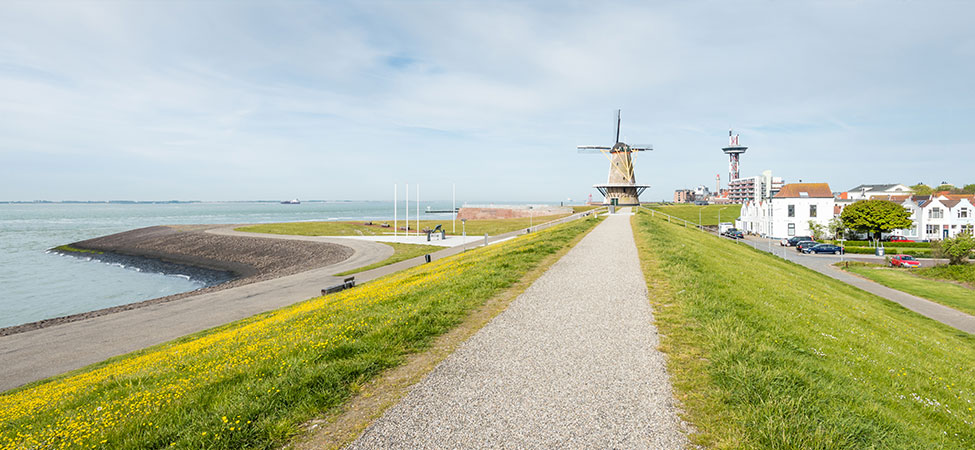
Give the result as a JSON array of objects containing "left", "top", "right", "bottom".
[{"left": 350, "top": 212, "right": 687, "bottom": 448}]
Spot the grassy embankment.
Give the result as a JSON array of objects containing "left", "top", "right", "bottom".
[
  {"left": 644, "top": 204, "right": 742, "bottom": 226},
  {"left": 0, "top": 216, "right": 602, "bottom": 449},
  {"left": 236, "top": 214, "right": 569, "bottom": 238},
  {"left": 633, "top": 209, "right": 975, "bottom": 449},
  {"left": 919, "top": 264, "right": 975, "bottom": 285},
  {"left": 239, "top": 213, "right": 586, "bottom": 275},
  {"left": 840, "top": 263, "right": 975, "bottom": 316},
  {"left": 335, "top": 242, "right": 443, "bottom": 276}
]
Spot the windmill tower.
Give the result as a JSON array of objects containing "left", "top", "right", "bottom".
[{"left": 577, "top": 110, "right": 652, "bottom": 206}]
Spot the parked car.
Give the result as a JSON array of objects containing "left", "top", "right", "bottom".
[
  {"left": 887, "top": 236, "right": 915, "bottom": 243},
  {"left": 722, "top": 227, "right": 739, "bottom": 236},
  {"left": 802, "top": 243, "right": 845, "bottom": 255},
  {"left": 781, "top": 236, "right": 814, "bottom": 246},
  {"left": 726, "top": 230, "right": 744, "bottom": 239},
  {"left": 795, "top": 240, "right": 819, "bottom": 252},
  {"left": 889, "top": 254, "right": 921, "bottom": 268}
]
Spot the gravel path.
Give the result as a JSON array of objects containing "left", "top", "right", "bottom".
[{"left": 350, "top": 212, "right": 688, "bottom": 449}]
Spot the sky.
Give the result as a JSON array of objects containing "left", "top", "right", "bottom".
[{"left": 1, "top": 1, "right": 973, "bottom": 202}]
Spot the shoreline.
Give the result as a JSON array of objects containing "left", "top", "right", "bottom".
[{"left": 0, "top": 225, "right": 354, "bottom": 337}]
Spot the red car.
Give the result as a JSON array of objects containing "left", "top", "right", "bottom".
[
  {"left": 889, "top": 254, "right": 920, "bottom": 268},
  {"left": 888, "top": 237, "right": 915, "bottom": 243}
]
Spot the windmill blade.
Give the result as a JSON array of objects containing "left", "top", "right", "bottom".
[
  {"left": 629, "top": 145, "right": 654, "bottom": 151},
  {"left": 577, "top": 148, "right": 608, "bottom": 154},
  {"left": 615, "top": 109, "right": 621, "bottom": 144},
  {"left": 577, "top": 145, "right": 612, "bottom": 150}
]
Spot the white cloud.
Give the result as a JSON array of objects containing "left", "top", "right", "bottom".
[{"left": 0, "top": 1, "right": 973, "bottom": 201}]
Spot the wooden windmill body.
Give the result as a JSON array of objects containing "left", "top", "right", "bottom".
[{"left": 577, "top": 111, "right": 651, "bottom": 206}]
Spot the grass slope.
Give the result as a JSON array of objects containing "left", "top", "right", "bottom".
[
  {"left": 645, "top": 204, "right": 742, "bottom": 226},
  {"left": 633, "top": 210, "right": 975, "bottom": 449},
  {"left": 918, "top": 264, "right": 975, "bottom": 286},
  {"left": 0, "top": 216, "right": 601, "bottom": 449},
  {"left": 236, "top": 214, "right": 568, "bottom": 237},
  {"left": 335, "top": 242, "right": 443, "bottom": 276},
  {"left": 842, "top": 264, "right": 975, "bottom": 316}
]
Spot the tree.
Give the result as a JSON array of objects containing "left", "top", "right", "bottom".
[
  {"left": 962, "top": 184, "right": 975, "bottom": 194},
  {"left": 934, "top": 232, "right": 975, "bottom": 265},
  {"left": 827, "top": 217, "right": 846, "bottom": 240},
  {"left": 840, "top": 200, "right": 913, "bottom": 241},
  {"left": 935, "top": 183, "right": 955, "bottom": 193},
  {"left": 910, "top": 183, "right": 933, "bottom": 196},
  {"left": 808, "top": 220, "right": 826, "bottom": 240}
]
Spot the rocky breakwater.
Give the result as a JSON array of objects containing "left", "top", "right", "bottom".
[{"left": 3, "top": 225, "right": 354, "bottom": 336}]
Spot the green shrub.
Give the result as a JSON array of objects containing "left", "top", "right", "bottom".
[
  {"left": 843, "top": 247, "right": 931, "bottom": 257},
  {"left": 841, "top": 241, "right": 931, "bottom": 248}
]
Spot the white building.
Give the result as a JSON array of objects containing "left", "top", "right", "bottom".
[
  {"left": 737, "top": 183, "right": 834, "bottom": 238},
  {"left": 895, "top": 195, "right": 975, "bottom": 240}
]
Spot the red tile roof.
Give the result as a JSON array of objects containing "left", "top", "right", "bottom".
[{"left": 774, "top": 183, "right": 833, "bottom": 198}]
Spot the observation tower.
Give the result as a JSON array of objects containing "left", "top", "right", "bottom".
[{"left": 722, "top": 129, "right": 747, "bottom": 185}]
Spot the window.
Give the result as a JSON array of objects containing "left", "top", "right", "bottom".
[
  {"left": 810, "top": 204, "right": 817, "bottom": 217},
  {"left": 960, "top": 208, "right": 970, "bottom": 219},
  {"left": 929, "top": 208, "right": 943, "bottom": 219},
  {"left": 963, "top": 224, "right": 974, "bottom": 235},
  {"left": 788, "top": 205, "right": 795, "bottom": 217},
  {"left": 788, "top": 223, "right": 796, "bottom": 236},
  {"left": 926, "top": 224, "right": 939, "bottom": 235}
]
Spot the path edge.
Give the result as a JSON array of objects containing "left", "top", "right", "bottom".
[{"left": 286, "top": 216, "right": 605, "bottom": 450}]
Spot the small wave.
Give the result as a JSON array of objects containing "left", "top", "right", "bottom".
[{"left": 173, "top": 274, "right": 191, "bottom": 280}]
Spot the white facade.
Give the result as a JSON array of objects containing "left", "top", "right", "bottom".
[
  {"left": 897, "top": 196, "right": 975, "bottom": 240},
  {"left": 737, "top": 183, "right": 834, "bottom": 238}
]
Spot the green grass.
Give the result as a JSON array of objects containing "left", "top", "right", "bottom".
[
  {"left": 917, "top": 264, "right": 975, "bottom": 286},
  {"left": 644, "top": 204, "right": 742, "bottom": 226},
  {"left": 571, "top": 205, "right": 603, "bottom": 213},
  {"left": 632, "top": 209, "right": 975, "bottom": 449},
  {"left": 842, "top": 264, "right": 975, "bottom": 316},
  {"left": 51, "top": 245, "right": 103, "bottom": 255},
  {"left": 335, "top": 242, "right": 443, "bottom": 276},
  {"left": 235, "top": 214, "right": 569, "bottom": 238},
  {"left": 0, "top": 216, "right": 602, "bottom": 449}
]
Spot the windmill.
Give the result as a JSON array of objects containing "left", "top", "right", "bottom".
[{"left": 577, "top": 110, "right": 652, "bottom": 206}]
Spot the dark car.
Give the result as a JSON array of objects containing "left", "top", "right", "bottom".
[
  {"left": 722, "top": 227, "right": 740, "bottom": 236},
  {"left": 795, "top": 240, "right": 819, "bottom": 252},
  {"left": 802, "top": 243, "right": 845, "bottom": 255},
  {"left": 726, "top": 230, "right": 744, "bottom": 239},
  {"left": 781, "top": 236, "right": 814, "bottom": 246}
]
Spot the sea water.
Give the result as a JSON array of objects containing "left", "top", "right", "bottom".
[{"left": 0, "top": 201, "right": 463, "bottom": 328}]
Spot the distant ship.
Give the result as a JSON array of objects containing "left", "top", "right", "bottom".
[{"left": 280, "top": 198, "right": 300, "bottom": 204}]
